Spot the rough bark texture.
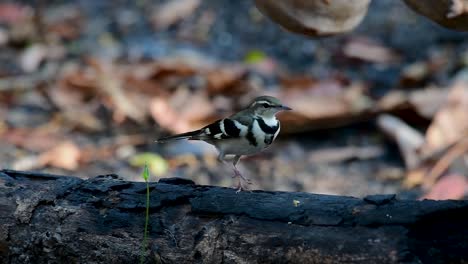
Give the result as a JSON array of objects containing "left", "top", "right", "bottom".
[{"left": 1, "top": 169, "right": 468, "bottom": 263}]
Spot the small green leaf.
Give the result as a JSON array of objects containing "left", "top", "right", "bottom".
[
  {"left": 293, "top": 199, "right": 301, "bottom": 207},
  {"left": 244, "top": 50, "right": 267, "bottom": 64},
  {"left": 142, "top": 163, "right": 150, "bottom": 182},
  {"left": 130, "top": 153, "right": 169, "bottom": 177}
]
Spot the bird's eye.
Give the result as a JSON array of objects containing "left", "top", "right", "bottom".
[{"left": 261, "top": 103, "right": 270, "bottom": 108}]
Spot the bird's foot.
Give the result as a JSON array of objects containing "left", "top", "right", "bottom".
[
  {"left": 233, "top": 167, "right": 252, "bottom": 184},
  {"left": 232, "top": 167, "right": 252, "bottom": 192},
  {"left": 234, "top": 178, "right": 251, "bottom": 193}
]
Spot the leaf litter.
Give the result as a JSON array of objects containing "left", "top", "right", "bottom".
[{"left": 0, "top": 1, "right": 467, "bottom": 198}]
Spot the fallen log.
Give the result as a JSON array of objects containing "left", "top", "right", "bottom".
[{"left": 0, "top": 169, "right": 467, "bottom": 263}]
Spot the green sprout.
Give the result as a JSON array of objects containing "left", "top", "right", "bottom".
[{"left": 140, "top": 163, "right": 150, "bottom": 264}]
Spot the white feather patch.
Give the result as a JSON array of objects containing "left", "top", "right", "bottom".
[
  {"left": 219, "top": 119, "right": 226, "bottom": 135},
  {"left": 233, "top": 120, "right": 248, "bottom": 136},
  {"left": 251, "top": 119, "right": 266, "bottom": 148},
  {"left": 263, "top": 116, "right": 278, "bottom": 127},
  {"left": 273, "top": 123, "right": 280, "bottom": 141}
]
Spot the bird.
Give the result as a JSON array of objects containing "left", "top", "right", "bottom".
[{"left": 156, "top": 96, "right": 292, "bottom": 191}]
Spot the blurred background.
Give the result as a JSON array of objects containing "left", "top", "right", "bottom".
[{"left": 0, "top": 0, "right": 467, "bottom": 199}]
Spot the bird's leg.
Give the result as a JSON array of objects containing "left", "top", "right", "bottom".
[
  {"left": 217, "top": 152, "right": 230, "bottom": 167},
  {"left": 232, "top": 155, "right": 252, "bottom": 192},
  {"left": 232, "top": 155, "right": 252, "bottom": 183}
]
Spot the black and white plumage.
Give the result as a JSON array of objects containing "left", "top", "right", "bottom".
[{"left": 156, "top": 96, "right": 291, "bottom": 191}]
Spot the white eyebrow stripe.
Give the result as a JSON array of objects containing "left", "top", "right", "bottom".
[{"left": 251, "top": 100, "right": 271, "bottom": 106}]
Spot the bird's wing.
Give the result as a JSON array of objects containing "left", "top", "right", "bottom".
[
  {"left": 157, "top": 109, "right": 252, "bottom": 142},
  {"left": 229, "top": 109, "right": 254, "bottom": 127},
  {"left": 198, "top": 115, "right": 251, "bottom": 141}
]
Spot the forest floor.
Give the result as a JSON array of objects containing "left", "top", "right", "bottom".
[{"left": 1, "top": 0, "right": 467, "bottom": 199}]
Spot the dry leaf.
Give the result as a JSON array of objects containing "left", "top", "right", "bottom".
[
  {"left": 403, "top": 0, "right": 468, "bottom": 31},
  {"left": 150, "top": 97, "right": 194, "bottom": 134},
  {"left": 152, "top": 0, "right": 201, "bottom": 30},
  {"left": 401, "top": 71, "right": 468, "bottom": 188},
  {"left": 150, "top": 90, "right": 215, "bottom": 134},
  {"left": 408, "top": 87, "right": 447, "bottom": 119},
  {"left": 404, "top": 167, "right": 429, "bottom": 188},
  {"left": 424, "top": 137, "right": 468, "bottom": 187},
  {"left": 278, "top": 80, "right": 375, "bottom": 132},
  {"left": 255, "top": 0, "right": 371, "bottom": 36},
  {"left": 343, "top": 37, "right": 401, "bottom": 64},
  {"left": 1, "top": 128, "right": 64, "bottom": 152},
  {"left": 377, "top": 114, "right": 425, "bottom": 169},
  {"left": 422, "top": 173, "right": 467, "bottom": 200},
  {"left": 91, "top": 60, "right": 147, "bottom": 123},
  {"left": 424, "top": 75, "right": 468, "bottom": 153},
  {"left": 399, "top": 62, "right": 430, "bottom": 87},
  {"left": 205, "top": 66, "right": 246, "bottom": 95},
  {"left": 49, "top": 79, "right": 104, "bottom": 131},
  {"left": 281, "top": 75, "right": 318, "bottom": 91},
  {"left": 39, "top": 141, "right": 81, "bottom": 170}
]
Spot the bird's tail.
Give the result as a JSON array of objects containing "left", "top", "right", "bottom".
[{"left": 155, "top": 129, "right": 202, "bottom": 143}]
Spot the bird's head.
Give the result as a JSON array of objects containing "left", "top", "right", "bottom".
[{"left": 248, "top": 96, "right": 292, "bottom": 117}]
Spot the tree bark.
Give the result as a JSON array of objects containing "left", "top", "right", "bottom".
[{"left": 1, "top": 169, "right": 467, "bottom": 263}]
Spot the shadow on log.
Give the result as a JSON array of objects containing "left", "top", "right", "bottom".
[{"left": 1, "top": 169, "right": 467, "bottom": 263}]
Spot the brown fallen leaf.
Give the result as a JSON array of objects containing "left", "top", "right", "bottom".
[
  {"left": 422, "top": 173, "right": 467, "bottom": 200},
  {"left": 424, "top": 77, "right": 468, "bottom": 153},
  {"left": 150, "top": 96, "right": 191, "bottom": 134},
  {"left": 39, "top": 140, "right": 81, "bottom": 170},
  {"left": 1, "top": 127, "right": 64, "bottom": 152},
  {"left": 343, "top": 37, "right": 401, "bottom": 64},
  {"left": 278, "top": 80, "right": 375, "bottom": 133},
  {"left": 403, "top": 0, "right": 468, "bottom": 31},
  {"left": 148, "top": 61, "right": 197, "bottom": 80},
  {"left": 408, "top": 87, "right": 448, "bottom": 119},
  {"left": 90, "top": 60, "right": 147, "bottom": 123},
  {"left": 49, "top": 77, "right": 104, "bottom": 131},
  {"left": 255, "top": 0, "right": 371, "bottom": 36},
  {"left": 377, "top": 114, "right": 425, "bottom": 169},
  {"left": 308, "top": 146, "right": 384, "bottom": 163},
  {"left": 280, "top": 75, "right": 318, "bottom": 91},
  {"left": 399, "top": 62, "right": 430, "bottom": 87},
  {"left": 152, "top": 0, "right": 201, "bottom": 30},
  {"left": 424, "top": 136, "right": 468, "bottom": 188},
  {"left": 150, "top": 90, "right": 216, "bottom": 134},
  {"left": 404, "top": 70, "right": 468, "bottom": 188},
  {"left": 205, "top": 66, "right": 246, "bottom": 95}
]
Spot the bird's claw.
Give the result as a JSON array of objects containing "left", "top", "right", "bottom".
[
  {"left": 232, "top": 168, "right": 253, "bottom": 192},
  {"left": 234, "top": 179, "right": 250, "bottom": 193}
]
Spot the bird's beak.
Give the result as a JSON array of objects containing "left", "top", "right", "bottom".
[{"left": 279, "top": 105, "right": 292, "bottom": 111}]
